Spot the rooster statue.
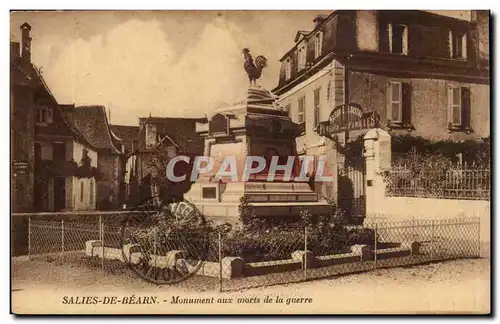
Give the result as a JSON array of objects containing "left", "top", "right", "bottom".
[{"left": 242, "top": 48, "right": 268, "bottom": 86}]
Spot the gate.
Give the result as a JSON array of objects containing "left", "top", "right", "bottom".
[
  {"left": 337, "top": 163, "right": 366, "bottom": 220},
  {"left": 336, "top": 135, "right": 366, "bottom": 221}
]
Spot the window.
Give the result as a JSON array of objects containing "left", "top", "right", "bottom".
[
  {"left": 314, "top": 32, "right": 323, "bottom": 59},
  {"left": 388, "top": 24, "right": 408, "bottom": 55},
  {"left": 285, "top": 58, "right": 291, "bottom": 80},
  {"left": 80, "top": 181, "right": 84, "bottom": 203},
  {"left": 449, "top": 87, "right": 462, "bottom": 125},
  {"left": 36, "top": 106, "right": 53, "bottom": 124},
  {"left": 313, "top": 87, "right": 321, "bottom": 125},
  {"left": 297, "top": 96, "right": 305, "bottom": 124},
  {"left": 447, "top": 85, "right": 471, "bottom": 132},
  {"left": 449, "top": 30, "right": 467, "bottom": 59},
  {"left": 388, "top": 82, "right": 402, "bottom": 122},
  {"left": 386, "top": 81, "right": 412, "bottom": 128},
  {"left": 326, "top": 81, "right": 331, "bottom": 101},
  {"left": 89, "top": 180, "right": 94, "bottom": 205},
  {"left": 297, "top": 42, "right": 307, "bottom": 71}
]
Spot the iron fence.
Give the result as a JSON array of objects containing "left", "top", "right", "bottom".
[
  {"left": 25, "top": 215, "right": 481, "bottom": 292},
  {"left": 387, "top": 163, "right": 490, "bottom": 200}
]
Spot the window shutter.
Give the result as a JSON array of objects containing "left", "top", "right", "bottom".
[
  {"left": 402, "top": 26, "right": 408, "bottom": 55},
  {"left": 461, "top": 33, "right": 467, "bottom": 59},
  {"left": 388, "top": 23, "right": 393, "bottom": 53},
  {"left": 401, "top": 82, "right": 412, "bottom": 123},
  {"left": 303, "top": 96, "right": 306, "bottom": 126},
  {"left": 448, "top": 30, "right": 453, "bottom": 58},
  {"left": 386, "top": 81, "right": 393, "bottom": 122},
  {"left": 314, "top": 87, "right": 320, "bottom": 125},
  {"left": 379, "top": 23, "right": 390, "bottom": 53},
  {"left": 461, "top": 87, "right": 471, "bottom": 128},
  {"left": 447, "top": 86, "right": 454, "bottom": 124},
  {"left": 319, "top": 32, "right": 323, "bottom": 56}
]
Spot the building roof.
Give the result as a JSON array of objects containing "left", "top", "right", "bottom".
[
  {"left": 16, "top": 57, "right": 99, "bottom": 151},
  {"left": 278, "top": 10, "right": 475, "bottom": 62},
  {"left": 11, "top": 64, "right": 33, "bottom": 87},
  {"left": 138, "top": 116, "right": 208, "bottom": 124},
  {"left": 110, "top": 124, "right": 140, "bottom": 154},
  {"left": 70, "top": 106, "right": 124, "bottom": 155},
  {"left": 273, "top": 10, "right": 487, "bottom": 95}
]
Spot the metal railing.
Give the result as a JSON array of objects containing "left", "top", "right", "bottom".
[
  {"left": 25, "top": 215, "right": 481, "bottom": 292},
  {"left": 387, "top": 164, "right": 490, "bottom": 200}
]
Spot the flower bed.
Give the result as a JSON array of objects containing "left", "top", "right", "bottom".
[{"left": 122, "top": 197, "right": 394, "bottom": 264}]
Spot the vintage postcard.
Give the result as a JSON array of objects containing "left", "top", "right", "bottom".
[{"left": 10, "top": 10, "right": 491, "bottom": 315}]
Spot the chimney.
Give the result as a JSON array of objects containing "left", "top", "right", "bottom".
[
  {"left": 20, "top": 22, "right": 32, "bottom": 65},
  {"left": 313, "top": 15, "right": 328, "bottom": 28}
]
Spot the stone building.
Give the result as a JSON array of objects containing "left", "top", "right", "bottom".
[
  {"left": 272, "top": 10, "right": 490, "bottom": 217},
  {"left": 119, "top": 116, "right": 206, "bottom": 206},
  {"left": 11, "top": 23, "right": 35, "bottom": 213},
  {"left": 63, "top": 106, "right": 127, "bottom": 210},
  {"left": 11, "top": 22, "right": 100, "bottom": 212},
  {"left": 109, "top": 124, "right": 140, "bottom": 205}
]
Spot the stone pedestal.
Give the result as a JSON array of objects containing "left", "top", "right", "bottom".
[
  {"left": 184, "top": 86, "right": 332, "bottom": 223},
  {"left": 363, "top": 128, "right": 391, "bottom": 217}
]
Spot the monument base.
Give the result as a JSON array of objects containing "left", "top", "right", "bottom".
[{"left": 184, "top": 181, "right": 333, "bottom": 224}]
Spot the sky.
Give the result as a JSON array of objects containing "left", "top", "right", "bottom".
[{"left": 10, "top": 10, "right": 471, "bottom": 126}]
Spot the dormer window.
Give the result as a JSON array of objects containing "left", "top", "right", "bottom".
[
  {"left": 297, "top": 41, "right": 307, "bottom": 71},
  {"left": 388, "top": 23, "right": 408, "bottom": 55},
  {"left": 449, "top": 30, "right": 467, "bottom": 60},
  {"left": 285, "top": 57, "right": 291, "bottom": 80},
  {"left": 36, "top": 105, "right": 53, "bottom": 125},
  {"left": 314, "top": 31, "right": 323, "bottom": 59}
]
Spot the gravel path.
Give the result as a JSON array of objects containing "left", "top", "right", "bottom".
[{"left": 11, "top": 256, "right": 490, "bottom": 314}]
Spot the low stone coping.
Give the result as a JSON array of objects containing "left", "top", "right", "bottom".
[
  {"left": 374, "top": 246, "right": 412, "bottom": 260},
  {"left": 84, "top": 240, "right": 421, "bottom": 279},
  {"left": 245, "top": 258, "right": 302, "bottom": 276},
  {"left": 316, "top": 252, "right": 360, "bottom": 266}
]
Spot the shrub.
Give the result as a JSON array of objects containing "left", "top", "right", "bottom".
[
  {"left": 391, "top": 134, "right": 491, "bottom": 167},
  {"left": 216, "top": 201, "right": 374, "bottom": 263},
  {"left": 129, "top": 198, "right": 380, "bottom": 263},
  {"left": 346, "top": 228, "right": 375, "bottom": 246}
]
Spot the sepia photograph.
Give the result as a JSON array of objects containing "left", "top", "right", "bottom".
[{"left": 9, "top": 9, "right": 491, "bottom": 315}]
